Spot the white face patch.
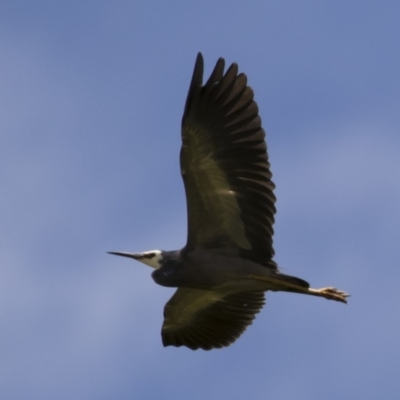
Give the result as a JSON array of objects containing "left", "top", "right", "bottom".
[{"left": 136, "top": 250, "right": 163, "bottom": 269}]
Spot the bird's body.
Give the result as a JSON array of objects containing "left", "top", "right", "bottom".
[
  {"left": 109, "top": 53, "right": 348, "bottom": 350},
  {"left": 151, "top": 249, "right": 283, "bottom": 288}
]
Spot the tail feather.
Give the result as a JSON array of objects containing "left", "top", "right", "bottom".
[{"left": 276, "top": 273, "right": 310, "bottom": 289}]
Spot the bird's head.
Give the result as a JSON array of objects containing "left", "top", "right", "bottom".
[{"left": 108, "top": 250, "right": 164, "bottom": 269}]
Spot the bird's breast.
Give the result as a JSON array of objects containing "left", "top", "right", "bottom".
[{"left": 151, "top": 265, "right": 179, "bottom": 288}]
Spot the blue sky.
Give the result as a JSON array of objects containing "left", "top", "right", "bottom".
[{"left": 1, "top": 1, "right": 400, "bottom": 399}]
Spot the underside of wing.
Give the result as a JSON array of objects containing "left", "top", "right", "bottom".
[
  {"left": 181, "top": 53, "right": 276, "bottom": 267},
  {"left": 162, "top": 288, "right": 265, "bottom": 350}
]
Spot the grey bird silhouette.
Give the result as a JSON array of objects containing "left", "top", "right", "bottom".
[{"left": 109, "top": 53, "right": 349, "bottom": 350}]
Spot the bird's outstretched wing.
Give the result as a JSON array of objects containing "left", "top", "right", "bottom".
[
  {"left": 162, "top": 288, "right": 265, "bottom": 350},
  {"left": 181, "top": 53, "right": 276, "bottom": 267}
]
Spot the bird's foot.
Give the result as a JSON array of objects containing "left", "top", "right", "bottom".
[{"left": 309, "top": 287, "right": 350, "bottom": 304}]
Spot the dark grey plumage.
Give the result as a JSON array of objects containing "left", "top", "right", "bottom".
[{"left": 109, "top": 53, "right": 348, "bottom": 351}]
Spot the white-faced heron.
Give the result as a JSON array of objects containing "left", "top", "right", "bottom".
[{"left": 109, "top": 53, "right": 349, "bottom": 350}]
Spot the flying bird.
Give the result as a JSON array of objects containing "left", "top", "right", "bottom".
[{"left": 109, "top": 53, "right": 349, "bottom": 350}]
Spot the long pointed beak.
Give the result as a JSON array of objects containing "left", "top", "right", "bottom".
[{"left": 107, "top": 251, "right": 140, "bottom": 260}]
